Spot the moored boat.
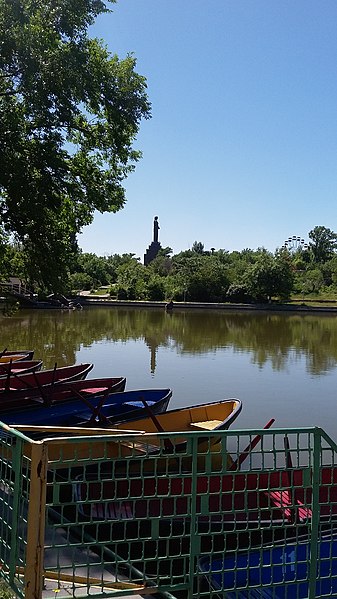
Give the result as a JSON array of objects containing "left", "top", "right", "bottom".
[
  {"left": 0, "top": 363, "right": 93, "bottom": 403},
  {"left": 199, "top": 530, "right": 337, "bottom": 597},
  {"left": 0, "top": 353, "right": 31, "bottom": 363},
  {"left": 0, "top": 376, "right": 126, "bottom": 411},
  {"left": 0, "top": 360, "right": 43, "bottom": 378},
  {"left": 2, "top": 387, "right": 171, "bottom": 427},
  {"left": 110, "top": 397, "right": 242, "bottom": 433},
  {"left": 0, "top": 350, "right": 35, "bottom": 361}
]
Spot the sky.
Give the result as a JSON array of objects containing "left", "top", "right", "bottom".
[{"left": 79, "top": 0, "right": 337, "bottom": 260}]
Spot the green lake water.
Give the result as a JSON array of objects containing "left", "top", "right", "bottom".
[{"left": 1, "top": 306, "right": 337, "bottom": 439}]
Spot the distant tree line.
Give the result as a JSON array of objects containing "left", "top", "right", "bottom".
[{"left": 3, "top": 225, "right": 337, "bottom": 304}]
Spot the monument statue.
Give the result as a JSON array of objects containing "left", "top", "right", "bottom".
[
  {"left": 153, "top": 216, "right": 160, "bottom": 243},
  {"left": 144, "top": 215, "right": 162, "bottom": 265}
]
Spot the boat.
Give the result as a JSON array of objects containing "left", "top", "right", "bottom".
[
  {"left": 110, "top": 397, "right": 242, "bottom": 442},
  {"left": 0, "top": 353, "right": 31, "bottom": 363},
  {"left": 69, "top": 452, "right": 337, "bottom": 581},
  {"left": 0, "top": 376, "right": 126, "bottom": 411},
  {"left": 69, "top": 399, "right": 244, "bottom": 514},
  {"left": 0, "top": 350, "right": 35, "bottom": 360},
  {"left": 0, "top": 360, "right": 43, "bottom": 377},
  {"left": 2, "top": 388, "right": 172, "bottom": 428},
  {"left": 198, "top": 530, "right": 337, "bottom": 597},
  {"left": 0, "top": 363, "right": 93, "bottom": 404}
]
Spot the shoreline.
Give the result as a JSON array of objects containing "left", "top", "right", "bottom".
[{"left": 78, "top": 297, "right": 337, "bottom": 314}]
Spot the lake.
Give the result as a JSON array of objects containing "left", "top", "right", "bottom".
[{"left": 1, "top": 306, "right": 337, "bottom": 439}]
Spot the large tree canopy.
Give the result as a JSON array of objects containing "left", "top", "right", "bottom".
[
  {"left": 0, "top": 0, "right": 151, "bottom": 290},
  {"left": 308, "top": 226, "right": 337, "bottom": 263}
]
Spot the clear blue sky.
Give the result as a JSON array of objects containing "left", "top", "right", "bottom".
[{"left": 79, "top": 0, "right": 337, "bottom": 259}]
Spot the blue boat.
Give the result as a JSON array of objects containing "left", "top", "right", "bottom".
[
  {"left": 199, "top": 532, "right": 337, "bottom": 598},
  {"left": 0, "top": 388, "right": 172, "bottom": 428}
]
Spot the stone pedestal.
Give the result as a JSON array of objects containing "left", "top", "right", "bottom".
[{"left": 144, "top": 241, "right": 161, "bottom": 266}]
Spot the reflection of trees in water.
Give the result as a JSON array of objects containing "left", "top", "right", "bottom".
[{"left": 1, "top": 308, "right": 337, "bottom": 375}]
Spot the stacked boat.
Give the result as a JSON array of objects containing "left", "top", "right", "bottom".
[{"left": 0, "top": 348, "right": 242, "bottom": 432}]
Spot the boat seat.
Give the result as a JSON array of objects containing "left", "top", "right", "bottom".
[
  {"left": 124, "top": 401, "right": 156, "bottom": 407},
  {"left": 80, "top": 387, "right": 108, "bottom": 394},
  {"left": 190, "top": 420, "right": 222, "bottom": 430}
]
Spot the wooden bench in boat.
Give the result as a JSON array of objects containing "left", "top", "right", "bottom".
[{"left": 189, "top": 420, "right": 223, "bottom": 431}]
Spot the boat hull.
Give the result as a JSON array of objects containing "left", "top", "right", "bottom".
[
  {"left": 2, "top": 388, "right": 171, "bottom": 427},
  {"left": 0, "top": 363, "right": 93, "bottom": 405}
]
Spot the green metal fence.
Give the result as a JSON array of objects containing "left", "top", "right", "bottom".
[{"left": 1, "top": 423, "right": 337, "bottom": 598}]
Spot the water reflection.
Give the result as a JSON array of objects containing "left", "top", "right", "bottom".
[{"left": 1, "top": 307, "right": 337, "bottom": 376}]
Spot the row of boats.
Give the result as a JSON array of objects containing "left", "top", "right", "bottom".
[
  {"left": 0, "top": 348, "right": 242, "bottom": 431},
  {"left": 2, "top": 349, "right": 336, "bottom": 597}
]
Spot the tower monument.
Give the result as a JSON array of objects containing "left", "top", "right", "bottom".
[{"left": 144, "top": 216, "right": 161, "bottom": 265}]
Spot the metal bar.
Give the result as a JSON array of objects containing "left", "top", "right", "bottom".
[
  {"left": 24, "top": 442, "right": 48, "bottom": 599},
  {"left": 47, "top": 506, "right": 179, "bottom": 599},
  {"left": 8, "top": 436, "right": 23, "bottom": 585},
  {"left": 308, "top": 428, "right": 321, "bottom": 599},
  {"left": 187, "top": 434, "right": 199, "bottom": 599}
]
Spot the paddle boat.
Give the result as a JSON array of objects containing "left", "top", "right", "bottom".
[{"left": 2, "top": 388, "right": 172, "bottom": 428}]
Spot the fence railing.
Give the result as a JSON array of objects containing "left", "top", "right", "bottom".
[{"left": 1, "top": 424, "right": 337, "bottom": 598}]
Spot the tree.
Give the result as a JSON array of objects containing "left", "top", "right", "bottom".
[
  {"left": 0, "top": 0, "right": 150, "bottom": 290},
  {"left": 191, "top": 241, "right": 204, "bottom": 254},
  {"left": 116, "top": 259, "right": 147, "bottom": 300},
  {"left": 308, "top": 226, "right": 337, "bottom": 263},
  {"left": 243, "top": 251, "right": 294, "bottom": 302}
]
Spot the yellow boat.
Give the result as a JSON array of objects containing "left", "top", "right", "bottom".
[
  {"left": 107, "top": 398, "right": 242, "bottom": 473},
  {"left": 11, "top": 399, "right": 241, "bottom": 473},
  {"left": 111, "top": 397, "right": 241, "bottom": 438},
  {"left": 0, "top": 353, "right": 30, "bottom": 363}
]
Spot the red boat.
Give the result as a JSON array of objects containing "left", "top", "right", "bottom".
[
  {"left": 0, "top": 376, "right": 127, "bottom": 412},
  {"left": 0, "top": 363, "right": 93, "bottom": 405},
  {"left": 0, "top": 360, "right": 43, "bottom": 378}
]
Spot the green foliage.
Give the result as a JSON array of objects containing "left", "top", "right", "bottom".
[
  {"left": 243, "top": 251, "right": 294, "bottom": 302},
  {"left": 116, "top": 258, "right": 146, "bottom": 300},
  {"left": 191, "top": 241, "right": 205, "bottom": 254},
  {"left": 0, "top": 0, "right": 150, "bottom": 290},
  {"left": 75, "top": 253, "right": 111, "bottom": 287},
  {"left": 69, "top": 271, "right": 93, "bottom": 292},
  {"left": 308, "top": 226, "right": 337, "bottom": 263},
  {"left": 146, "top": 274, "right": 165, "bottom": 300},
  {"left": 301, "top": 267, "right": 324, "bottom": 294}
]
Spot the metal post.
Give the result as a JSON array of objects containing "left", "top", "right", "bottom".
[
  {"left": 24, "top": 442, "right": 48, "bottom": 599},
  {"left": 308, "top": 428, "right": 320, "bottom": 599}
]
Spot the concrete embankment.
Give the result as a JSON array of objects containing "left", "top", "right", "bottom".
[{"left": 77, "top": 297, "right": 337, "bottom": 314}]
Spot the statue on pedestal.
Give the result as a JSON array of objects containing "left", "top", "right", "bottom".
[{"left": 144, "top": 216, "right": 162, "bottom": 266}]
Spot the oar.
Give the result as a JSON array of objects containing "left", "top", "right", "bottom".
[
  {"left": 283, "top": 435, "right": 296, "bottom": 524},
  {"left": 228, "top": 418, "right": 275, "bottom": 471},
  {"left": 64, "top": 386, "right": 113, "bottom": 427},
  {"left": 0, "top": 365, "right": 41, "bottom": 393},
  {"left": 87, "top": 382, "right": 119, "bottom": 424},
  {"left": 0, "top": 361, "right": 15, "bottom": 376},
  {"left": 0, "top": 348, "right": 8, "bottom": 359},
  {"left": 4, "top": 359, "right": 13, "bottom": 392},
  {"left": 139, "top": 396, "right": 174, "bottom": 452},
  {"left": 32, "top": 370, "right": 49, "bottom": 404}
]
